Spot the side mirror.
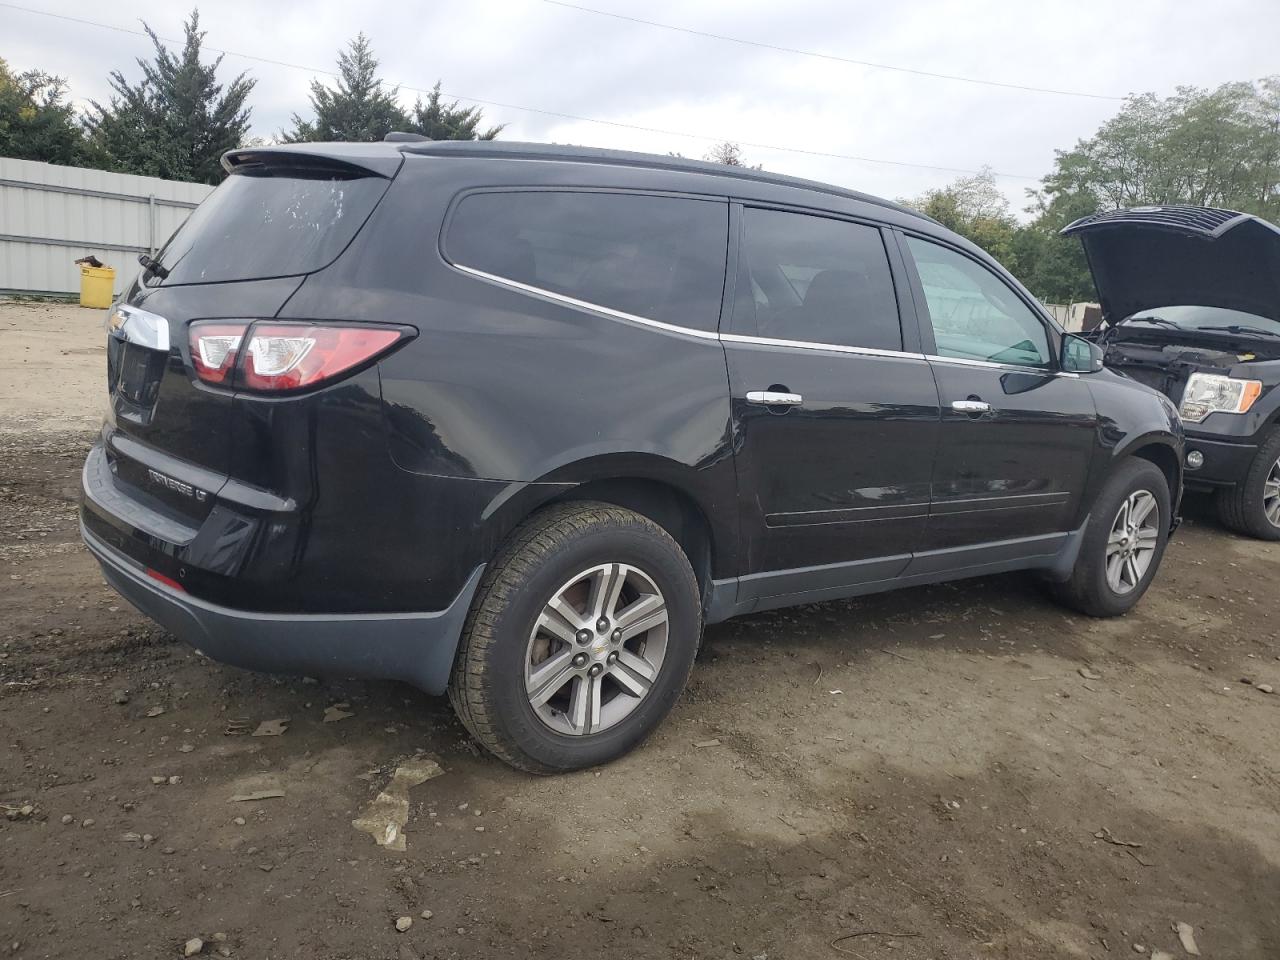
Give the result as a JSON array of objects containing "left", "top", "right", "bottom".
[{"left": 1061, "top": 334, "right": 1104, "bottom": 374}]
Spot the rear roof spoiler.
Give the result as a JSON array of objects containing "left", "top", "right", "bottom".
[{"left": 221, "top": 144, "right": 403, "bottom": 179}]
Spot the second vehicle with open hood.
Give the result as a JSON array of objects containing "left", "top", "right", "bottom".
[{"left": 1064, "top": 205, "right": 1280, "bottom": 539}]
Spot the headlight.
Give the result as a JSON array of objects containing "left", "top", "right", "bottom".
[{"left": 1179, "top": 373, "right": 1263, "bottom": 422}]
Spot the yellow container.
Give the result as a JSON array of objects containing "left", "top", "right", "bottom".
[{"left": 79, "top": 264, "right": 116, "bottom": 309}]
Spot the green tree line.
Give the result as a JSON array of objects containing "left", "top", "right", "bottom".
[
  {"left": 1, "top": 12, "right": 502, "bottom": 185},
  {"left": 2, "top": 8, "right": 1277, "bottom": 302},
  {"left": 903, "top": 77, "right": 1280, "bottom": 301}
]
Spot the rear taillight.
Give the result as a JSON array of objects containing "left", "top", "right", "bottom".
[
  {"left": 243, "top": 325, "right": 403, "bottom": 391},
  {"left": 189, "top": 322, "right": 406, "bottom": 391},
  {"left": 190, "top": 323, "right": 245, "bottom": 384}
]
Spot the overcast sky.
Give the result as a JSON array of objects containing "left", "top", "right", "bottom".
[{"left": 7, "top": 0, "right": 1280, "bottom": 215}]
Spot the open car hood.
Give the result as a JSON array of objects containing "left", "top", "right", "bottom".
[{"left": 1061, "top": 205, "right": 1280, "bottom": 323}]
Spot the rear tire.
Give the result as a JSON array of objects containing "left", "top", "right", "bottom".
[
  {"left": 448, "top": 502, "right": 701, "bottom": 774},
  {"left": 1052, "top": 458, "right": 1171, "bottom": 617},
  {"left": 1216, "top": 427, "right": 1280, "bottom": 541}
]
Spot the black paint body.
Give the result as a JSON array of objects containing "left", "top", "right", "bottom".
[{"left": 81, "top": 142, "right": 1183, "bottom": 693}]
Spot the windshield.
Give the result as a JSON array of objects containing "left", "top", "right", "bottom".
[
  {"left": 1125, "top": 305, "right": 1280, "bottom": 334},
  {"left": 149, "top": 169, "right": 389, "bottom": 286}
]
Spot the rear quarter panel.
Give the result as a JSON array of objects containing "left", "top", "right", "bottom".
[{"left": 279, "top": 156, "right": 740, "bottom": 582}]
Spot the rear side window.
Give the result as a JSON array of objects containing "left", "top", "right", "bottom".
[
  {"left": 731, "top": 208, "right": 902, "bottom": 351},
  {"left": 445, "top": 191, "right": 728, "bottom": 332},
  {"left": 152, "top": 170, "right": 389, "bottom": 286}
]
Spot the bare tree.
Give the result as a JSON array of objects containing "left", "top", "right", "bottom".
[{"left": 703, "top": 141, "right": 762, "bottom": 169}]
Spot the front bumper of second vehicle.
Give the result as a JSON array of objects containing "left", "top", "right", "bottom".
[{"left": 1181, "top": 434, "right": 1259, "bottom": 490}]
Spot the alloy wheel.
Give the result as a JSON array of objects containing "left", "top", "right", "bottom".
[
  {"left": 524, "top": 563, "right": 669, "bottom": 736},
  {"left": 1264, "top": 457, "right": 1280, "bottom": 528},
  {"left": 1105, "top": 489, "right": 1160, "bottom": 595}
]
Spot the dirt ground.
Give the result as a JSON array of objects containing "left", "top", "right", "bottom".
[{"left": 1, "top": 301, "right": 1278, "bottom": 960}]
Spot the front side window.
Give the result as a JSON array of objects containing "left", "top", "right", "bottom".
[
  {"left": 905, "top": 236, "right": 1051, "bottom": 368},
  {"left": 445, "top": 191, "right": 728, "bottom": 332},
  {"left": 732, "top": 207, "right": 902, "bottom": 351}
]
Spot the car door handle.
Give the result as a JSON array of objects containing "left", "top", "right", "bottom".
[
  {"left": 746, "top": 390, "right": 803, "bottom": 406},
  {"left": 951, "top": 399, "right": 991, "bottom": 414}
]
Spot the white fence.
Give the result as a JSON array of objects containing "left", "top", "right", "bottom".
[
  {"left": 1043, "top": 302, "right": 1101, "bottom": 333},
  {"left": 0, "top": 157, "right": 212, "bottom": 297}
]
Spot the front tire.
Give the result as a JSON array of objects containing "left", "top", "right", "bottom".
[
  {"left": 1053, "top": 458, "right": 1171, "bottom": 617},
  {"left": 1217, "top": 427, "right": 1280, "bottom": 541},
  {"left": 448, "top": 502, "right": 702, "bottom": 774}
]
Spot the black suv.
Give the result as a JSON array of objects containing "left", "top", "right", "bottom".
[
  {"left": 1063, "top": 205, "right": 1280, "bottom": 539},
  {"left": 82, "top": 141, "right": 1183, "bottom": 772}
]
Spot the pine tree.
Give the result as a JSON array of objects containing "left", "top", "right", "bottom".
[
  {"left": 406, "top": 83, "right": 503, "bottom": 141},
  {"left": 285, "top": 34, "right": 407, "bottom": 142},
  {"left": 83, "top": 10, "right": 254, "bottom": 184},
  {"left": 0, "top": 58, "right": 86, "bottom": 165}
]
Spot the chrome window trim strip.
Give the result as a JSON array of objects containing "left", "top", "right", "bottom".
[
  {"left": 721, "top": 332, "right": 925, "bottom": 361},
  {"left": 924, "top": 353, "right": 1044, "bottom": 372},
  {"left": 925, "top": 353, "right": 1080, "bottom": 378},
  {"left": 455, "top": 263, "right": 923, "bottom": 356},
  {"left": 451, "top": 264, "right": 721, "bottom": 341},
  {"left": 452, "top": 264, "right": 1081, "bottom": 379}
]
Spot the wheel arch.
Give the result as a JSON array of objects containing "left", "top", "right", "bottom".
[
  {"left": 481, "top": 453, "right": 737, "bottom": 611},
  {"left": 1127, "top": 439, "right": 1183, "bottom": 506},
  {"left": 552, "top": 477, "right": 716, "bottom": 595}
]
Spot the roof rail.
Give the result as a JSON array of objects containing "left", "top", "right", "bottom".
[
  {"left": 384, "top": 132, "right": 432, "bottom": 143},
  {"left": 397, "top": 140, "right": 930, "bottom": 222}
]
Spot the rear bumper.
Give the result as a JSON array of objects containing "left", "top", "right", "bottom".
[
  {"left": 1182, "top": 435, "right": 1259, "bottom": 490},
  {"left": 81, "top": 422, "right": 525, "bottom": 613},
  {"left": 82, "top": 522, "right": 484, "bottom": 695}
]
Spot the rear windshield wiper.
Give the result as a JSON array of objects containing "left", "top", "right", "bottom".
[
  {"left": 137, "top": 253, "right": 169, "bottom": 281},
  {"left": 1198, "top": 324, "right": 1280, "bottom": 339}
]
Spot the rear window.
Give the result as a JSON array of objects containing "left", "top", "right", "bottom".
[
  {"left": 150, "top": 170, "right": 389, "bottom": 286},
  {"left": 445, "top": 191, "right": 728, "bottom": 332}
]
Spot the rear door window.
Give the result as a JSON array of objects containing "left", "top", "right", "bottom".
[
  {"left": 904, "top": 236, "right": 1051, "bottom": 368},
  {"left": 151, "top": 170, "right": 390, "bottom": 286},
  {"left": 731, "top": 207, "right": 903, "bottom": 351},
  {"left": 445, "top": 191, "right": 728, "bottom": 332}
]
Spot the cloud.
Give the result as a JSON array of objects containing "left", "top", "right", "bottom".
[{"left": 7, "top": 0, "right": 1280, "bottom": 214}]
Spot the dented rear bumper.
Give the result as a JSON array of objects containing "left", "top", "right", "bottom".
[{"left": 81, "top": 520, "right": 483, "bottom": 695}]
